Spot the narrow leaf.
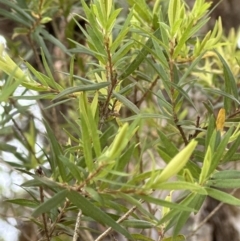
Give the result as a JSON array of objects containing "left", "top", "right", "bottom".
[
  {"left": 113, "top": 91, "right": 140, "bottom": 114},
  {"left": 67, "top": 190, "right": 132, "bottom": 239},
  {"left": 207, "top": 179, "right": 240, "bottom": 189},
  {"left": 138, "top": 195, "right": 195, "bottom": 212},
  {"left": 122, "top": 220, "right": 153, "bottom": 229},
  {"left": 119, "top": 28, "right": 161, "bottom": 80},
  {"left": 212, "top": 170, "right": 240, "bottom": 179},
  {"left": 151, "top": 181, "right": 207, "bottom": 195},
  {"left": 32, "top": 190, "right": 68, "bottom": 217},
  {"left": 205, "top": 187, "right": 240, "bottom": 206},
  {"left": 44, "top": 120, "right": 66, "bottom": 181},
  {"left": 53, "top": 82, "right": 109, "bottom": 100},
  {"left": 162, "top": 235, "right": 185, "bottom": 241},
  {"left": 5, "top": 199, "right": 38, "bottom": 208},
  {"left": 131, "top": 234, "right": 155, "bottom": 241},
  {"left": 222, "top": 134, "right": 240, "bottom": 163}
]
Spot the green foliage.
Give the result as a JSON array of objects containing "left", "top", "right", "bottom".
[{"left": 1, "top": 0, "right": 240, "bottom": 240}]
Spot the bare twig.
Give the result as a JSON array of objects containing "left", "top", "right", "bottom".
[
  {"left": 186, "top": 202, "right": 224, "bottom": 239},
  {"left": 39, "top": 187, "right": 50, "bottom": 241},
  {"left": 95, "top": 203, "right": 140, "bottom": 241},
  {"left": 186, "top": 188, "right": 238, "bottom": 239},
  {"left": 73, "top": 210, "right": 82, "bottom": 241}
]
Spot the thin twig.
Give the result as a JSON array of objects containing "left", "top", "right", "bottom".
[
  {"left": 73, "top": 210, "right": 82, "bottom": 241},
  {"left": 186, "top": 188, "right": 238, "bottom": 239},
  {"left": 227, "top": 109, "right": 240, "bottom": 119},
  {"left": 26, "top": 0, "right": 45, "bottom": 74},
  {"left": 190, "top": 116, "right": 201, "bottom": 140},
  {"left": 168, "top": 39, "right": 188, "bottom": 146},
  {"left": 75, "top": 163, "right": 108, "bottom": 191},
  {"left": 48, "top": 200, "right": 70, "bottom": 237},
  {"left": 27, "top": 34, "right": 45, "bottom": 74},
  {"left": 176, "top": 124, "right": 188, "bottom": 145},
  {"left": 100, "top": 38, "right": 118, "bottom": 129},
  {"left": 136, "top": 77, "right": 158, "bottom": 107},
  {"left": 39, "top": 186, "right": 50, "bottom": 241},
  {"left": 35, "top": 167, "right": 50, "bottom": 241},
  {"left": 95, "top": 203, "right": 140, "bottom": 241}
]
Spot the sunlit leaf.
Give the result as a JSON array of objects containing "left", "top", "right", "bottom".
[
  {"left": 153, "top": 140, "right": 197, "bottom": 183},
  {"left": 53, "top": 82, "right": 109, "bottom": 101}
]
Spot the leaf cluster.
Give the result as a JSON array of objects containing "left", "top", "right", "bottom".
[{"left": 1, "top": 0, "right": 240, "bottom": 240}]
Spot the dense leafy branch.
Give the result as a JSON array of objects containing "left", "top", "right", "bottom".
[{"left": 0, "top": 0, "right": 240, "bottom": 241}]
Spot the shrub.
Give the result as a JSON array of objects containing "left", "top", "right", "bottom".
[{"left": 1, "top": 0, "right": 240, "bottom": 240}]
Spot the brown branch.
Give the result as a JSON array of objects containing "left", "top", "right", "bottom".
[
  {"left": 100, "top": 38, "right": 118, "bottom": 129},
  {"left": 26, "top": 0, "right": 46, "bottom": 74},
  {"left": 189, "top": 116, "right": 202, "bottom": 140},
  {"left": 35, "top": 168, "right": 49, "bottom": 241},
  {"left": 168, "top": 39, "right": 188, "bottom": 145},
  {"left": 227, "top": 109, "right": 240, "bottom": 119},
  {"left": 136, "top": 76, "right": 158, "bottom": 108},
  {"left": 35, "top": 167, "right": 69, "bottom": 241},
  {"left": 176, "top": 123, "right": 188, "bottom": 145},
  {"left": 39, "top": 186, "right": 50, "bottom": 241},
  {"left": 26, "top": 34, "right": 45, "bottom": 74},
  {"left": 74, "top": 163, "right": 108, "bottom": 191}
]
